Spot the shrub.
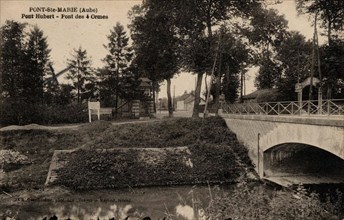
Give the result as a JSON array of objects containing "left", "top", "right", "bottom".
[
  {"left": 0, "top": 150, "right": 31, "bottom": 172},
  {"left": 206, "top": 183, "right": 337, "bottom": 220},
  {"left": 40, "top": 103, "right": 88, "bottom": 124}
]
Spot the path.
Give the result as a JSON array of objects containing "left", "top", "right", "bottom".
[{"left": 0, "top": 110, "right": 197, "bottom": 132}]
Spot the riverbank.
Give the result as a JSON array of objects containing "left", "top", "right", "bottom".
[
  {"left": 0, "top": 117, "right": 254, "bottom": 191},
  {"left": 1, "top": 116, "right": 343, "bottom": 219}
]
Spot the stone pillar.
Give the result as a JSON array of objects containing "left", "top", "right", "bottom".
[
  {"left": 148, "top": 100, "right": 155, "bottom": 117},
  {"left": 132, "top": 100, "right": 140, "bottom": 119}
]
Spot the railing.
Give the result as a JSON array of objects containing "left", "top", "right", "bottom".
[{"left": 221, "top": 99, "right": 344, "bottom": 116}]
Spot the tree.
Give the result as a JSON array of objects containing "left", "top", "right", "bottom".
[
  {"left": 241, "top": 8, "right": 289, "bottom": 89},
  {"left": 296, "top": 0, "right": 344, "bottom": 99},
  {"left": 101, "top": 22, "right": 133, "bottom": 109},
  {"left": 25, "top": 26, "right": 51, "bottom": 103},
  {"left": 66, "top": 47, "right": 95, "bottom": 103},
  {"left": 0, "top": 20, "right": 27, "bottom": 100},
  {"left": 296, "top": 0, "right": 344, "bottom": 45},
  {"left": 174, "top": 0, "right": 260, "bottom": 117},
  {"left": 275, "top": 31, "right": 313, "bottom": 101},
  {"left": 129, "top": 2, "right": 179, "bottom": 117},
  {"left": 209, "top": 26, "right": 251, "bottom": 106},
  {"left": 1, "top": 21, "right": 53, "bottom": 124},
  {"left": 320, "top": 38, "right": 344, "bottom": 99}
]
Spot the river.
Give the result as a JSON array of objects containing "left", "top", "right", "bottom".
[{"left": 2, "top": 184, "right": 235, "bottom": 220}]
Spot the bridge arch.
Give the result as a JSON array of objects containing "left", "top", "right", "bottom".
[
  {"left": 260, "top": 123, "right": 344, "bottom": 161},
  {"left": 263, "top": 142, "right": 344, "bottom": 179}
]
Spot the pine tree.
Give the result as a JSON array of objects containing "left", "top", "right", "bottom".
[
  {"left": 1, "top": 21, "right": 52, "bottom": 124},
  {"left": 66, "top": 47, "right": 95, "bottom": 103},
  {"left": 0, "top": 20, "right": 27, "bottom": 100},
  {"left": 101, "top": 22, "right": 133, "bottom": 109},
  {"left": 25, "top": 26, "right": 51, "bottom": 103}
]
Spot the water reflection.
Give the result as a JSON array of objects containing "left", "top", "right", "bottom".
[
  {"left": 33, "top": 203, "right": 203, "bottom": 220},
  {"left": 8, "top": 185, "right": 214, "bottom": 219},
  {"left": 36, "top": 204, "right": 135, "bottom": 220}
]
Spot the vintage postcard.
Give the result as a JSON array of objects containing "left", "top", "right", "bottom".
[{"left": 1, "top": 0, "right": 343, "bottom": 219}]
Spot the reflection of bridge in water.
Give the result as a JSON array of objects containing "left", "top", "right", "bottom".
[{"left": 220, "top": 99, "right": 344, "bottom": 187}]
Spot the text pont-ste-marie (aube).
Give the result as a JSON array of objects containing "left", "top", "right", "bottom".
[{"left": 21, "top": 7, "right": 108, "bottom": 20}]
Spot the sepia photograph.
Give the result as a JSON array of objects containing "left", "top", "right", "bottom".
[{"left": 0, "top": 0, "right": 344, "bottom": 219}]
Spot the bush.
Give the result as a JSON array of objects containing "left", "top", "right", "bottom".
[
  {"left": 54, "top": 148, "right": 193, "bottom": 189},
  {"left": 206, "top": 183, "right": 337, "bottom": 220},
  {"left": 0, "top": 101, "right": 88, "bottom": 126},
  {"left": 40, "top": 103, "right": 88, "bottom": 124}
]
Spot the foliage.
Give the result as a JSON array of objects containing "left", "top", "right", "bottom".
[
  {"left": 323, "top": 188, "right": 344, "bottom": 217},
  {"left": 241, "top": 8, "right": 288, "bottom": 89},
  {"left": 320, "top": 38, "right": 344, "bottom": 99},
  {"left": 211, "top": 27, "right": 251, "bottom": 104},
  {"left": 1, "top": 21, "right": 51, "bottom": 102},
  {"left": 55, "top": 141, "right": 242, "bottom": 190},
  {"left": 0, "top": 21, "right": 52, "bottom": 126},
  {"left": 0, "top": 150, "right": 30, "bottom": 172},
  {"left": 255, "top": 56, "right": 283, "bottom": 89},
  {"left": 296, "top": 0, "right": 344, "bottom": 44},
  {"left": 1, "top": 116, "right": 253, "bottom": 191},
  {"left": 0, "top": 101, "right": 88, "bottom": 126},
  {"left": 244, "top": 8, "right": 288, "bottom": 53},
  {"left": 25, "top": 26, "right": 51, "bottom": 103},
  {"left": 206, "top": 183, "right": 337, "bottom": 220},
  {"left": 275, "top": 31, "right": 313, "bottom": 101},
  {"left": 66, "top": 47, "right": 96, "bottom": 103},
  {"left": 100, "top": 22, "right": 134, "bottom": 107},
  {"left": 171, "top": 0, "right": 261, "bottom": 117},
  {"left": 51, "top": 116, "right": 253, "bottom": 189},
  {"left": 0, "top": 21, "right": 94, "bottom": 125},
  {"left": 0, "top": 20, "right": 27, "bottom": 100},
  {"left": 39, "top": 103, "right": 88, "bottom": 124},
  {"left": 129, "top": 2, "right": 179, "bottom": 116}
]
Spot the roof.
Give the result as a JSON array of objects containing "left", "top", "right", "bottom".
[
  {"left": 176, "top": 90, "right": 197, "bottom": 101},
  {"left": 243, "top": 88, "right": 279, "bottom": 100},
  {"left": 184, "top": 94, "right": 206, "bottom": 104},
  {"left": 176, "top": 93, "right": 192, "bottom": 101},
  {"left": 139, "top": 77, "right": 152, "bottom": 88}
]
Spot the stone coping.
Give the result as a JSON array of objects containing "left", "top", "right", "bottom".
[{"left": 219, "top": 112, "right": 344, "bottom": 127}]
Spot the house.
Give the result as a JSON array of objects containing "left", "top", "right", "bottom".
[{"left": 176, "top": 91, "right": 206, "bottom": 111}]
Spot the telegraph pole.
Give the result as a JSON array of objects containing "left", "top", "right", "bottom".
[{"left": 309, "top": 13, "right": 317, "bottom": 101}]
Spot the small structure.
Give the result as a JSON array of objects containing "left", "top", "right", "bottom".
[
  {"left": 128, "top": 77, "right": 154, "bottom": 118},
  {"left": 99, "top": 77, "right": 155, "bottom": 119},
  {"left": 295, "top": 76, "right": 321, "bottom": 102},
  {"left": 137, "top": 77, "right": 154, "bottom": 118}
]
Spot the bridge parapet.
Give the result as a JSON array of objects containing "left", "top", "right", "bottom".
[
  {"left": 222, "top": 114, "right": 344, "bottom": 127},
  {"left": 221, "top": 99, "right": 344, "bottom": 116}
]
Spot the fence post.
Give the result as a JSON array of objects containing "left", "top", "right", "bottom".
[
  {"left": 278, "top": 102, "right": 280, "bottom": 115},
  {"left": 327, "top": 100, "right": 330, "bottom": 115}
]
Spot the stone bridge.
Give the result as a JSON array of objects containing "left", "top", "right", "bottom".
[{"left": 219, "top": 112, "right": 344, "bottom": 186}]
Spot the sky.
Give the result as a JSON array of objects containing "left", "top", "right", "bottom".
[{"left": 1, "top": 0, "right": 325, "bottom": 99}]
